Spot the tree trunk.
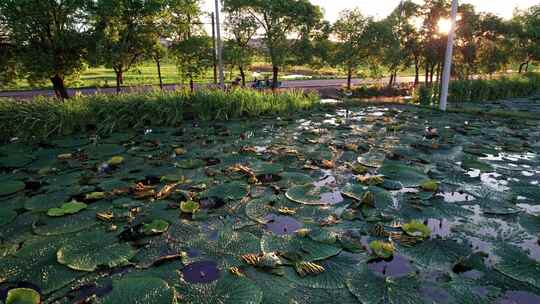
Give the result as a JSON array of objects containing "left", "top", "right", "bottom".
[
  {"left": 347, "top": 66, "right": 353, "bottom": 90},
  {"left": 115, "top": 71, "right": 123, "bottom": 93},
  {"left": 239, "top": 66, "right": 246, "bottom": 87},
  {"left": 429, "top": 64, "right": 435, "bottom": 86},
  {"left": 388, "top": 72, "right": 395, "bottom": 88},
  {"left": 425, "top": 62, "right": 430, "bottom": 86},
  {"left": 519, "top": 60, "right": 530, "bottom": 73},
  {"left": 50, "top": 74, "right": 69, "bottom": 99},
  {"left": 414, "top": 58, "right": 420, "bottom": 86},
  {"left": 156, "top": 59, "right": 163, "bottom": 90},
  {"left": 272, "top": 65, "right": 279, "bottom": 90},
  {"left": 189, "top": 75, "right": 194, "bottom": 93}
]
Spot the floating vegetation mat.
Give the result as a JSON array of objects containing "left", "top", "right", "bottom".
[{"left": 0, "top": 103, "right": 539, "bottom": 304}]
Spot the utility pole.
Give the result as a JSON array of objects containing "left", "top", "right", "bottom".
[
  {"left": 215, "top": 0, "right": 225, "bottom": 89},
  {"left": 211, "top": 12, "right": 217, "bottom": 84},
  {"left": 439, "top": 0, "right": 458, "bottom": 111}
]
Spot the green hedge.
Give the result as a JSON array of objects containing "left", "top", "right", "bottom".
[
  {"left": 448, "top": 73, "right": 540, "bottom": 103},
  {"left": 0, "top": 89, "right": 319, "bottom": 142}
]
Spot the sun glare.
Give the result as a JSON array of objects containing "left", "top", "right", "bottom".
[{"left": 437, "top": 18, "right": 452, "bottom": 34}]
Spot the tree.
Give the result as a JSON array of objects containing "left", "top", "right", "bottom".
[
  {"left": 149, "top": 42, "right": 168, "bottom": 90},
  {"left": 223, "top": 9, "right": 258, "bottom": 86},
  {"left": 173, "top": 35, "right": 213, "bottom": 92},
  {"left": 476, "top": 13, "right": 512, "bottom": 76},
  {"left": 454, "top": 4, "right": 481, "bottom": 80},
  {"left": 224, "top": 0, "right": 323, "bottom": 89},
  {"left": 0, "top": 19, "right": 18, "bottom": 87},
  {"left": 332, "top": 9, "right": 371, "bottom": 90},
  {"left": 511, "top": 5, "right": 540, "bottom": 73},
  {"left": 0, "top": 0, "right": 90, "bottom": 98},
  {"left": 91, "top": 0, "right": 164, "bottom": 93}
]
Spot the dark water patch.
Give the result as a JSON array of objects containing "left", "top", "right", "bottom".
[
  {"left": 367, "top": 255, "right": 414, "bottom": 278},
  {"left": 264, "top": 214, "right": 303, "bottom": 235},
  {"left": 182, "top": 261, "right": 220, "bottom": 284},
  {"left": 498, "top": 291, "right": 540, "bottom": 304}
]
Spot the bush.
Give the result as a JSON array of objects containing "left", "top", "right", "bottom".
[
  {"left": 349, "top": 83, "right": 413, "bottom": 99},
  {"left": 0, "top": 88, "right": 319, "bottom": 142},
  {"left": 414, "top": 85, "right": 433, "bottom": 106},
  {"left": 448, "top": 73, "right": 540, "bottom": 103}
]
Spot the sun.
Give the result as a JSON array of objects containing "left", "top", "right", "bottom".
[{"left": 437, "top": 18, "right": 452, "bottom": 34}]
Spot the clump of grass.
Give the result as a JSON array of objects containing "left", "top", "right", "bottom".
[{"left": 0, "top": 89, "right": 319, "bottom": 142}]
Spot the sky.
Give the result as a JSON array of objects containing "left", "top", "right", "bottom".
[{"left": 201, "top": 0, "right": 538, "bottom": 23}]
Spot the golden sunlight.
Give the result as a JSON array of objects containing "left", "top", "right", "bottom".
[{"left": 437, "top": 18, "right": 452, "bottom": 34}]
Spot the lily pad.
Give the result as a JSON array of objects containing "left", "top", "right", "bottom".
[
  {"left": 6, "top": 288, "right": 41, "bottom": 304},
  {"left": 369, "top": 240, "right": 394, "bottom": 259},
  {"left": 178, "top": 273, "right": 263, "bottom": 304},
  {"left": 143, "top": 219, "right": 170, "bottom": 235},
  {"left": 200, "top": 181, "right": 249, "bottom": 202},
  {"left": 402, "top": 220, "right": 431, "bottom": 239},
  {"left": 101, "top": 276, "right": 175, "bottom": 304},
  {"left": 0, "top": 180, "right": 25, "bottom": 196},
  {"left": 286, "top": 184, "right": 340, "bottom": 205},
  {"left": 494, "top": 244, "right": 540, "bottom": 289},
  {"left": 180, "top": 200, "right": 200, "bottom": 214},
  {"left": 57, "top": 231, "right": 137, "bottom": 272},
  {"left": 379, "top": 162, "right": 429, "bottom": 187},
  {"left": 47, "top": 201, "right": 87, "bottom": 217}
]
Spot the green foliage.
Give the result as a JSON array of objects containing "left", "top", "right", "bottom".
[
  {"left": 5, "top": 288, "right": 40, "bottom": 304},
  {"left": 448, "top": 74, "right": 540, "bottom": 102},
  {"left": 0, "top": 0, "right": 90, "bottom": 97},
  {"left": 369, "top": 240, "right": 394, "bottom": 259},
  {"left": 172, "top": 35, "right": 214, "bottom": 87},
  {"left": 402, "top": 220, "right": 432, "bottom": 239},
  {"left": 0, "top": 89, "right": 319, "bottom": 142},
  {"left": 47, "top": 201, "right": 88, "bottom": 217},
  {"left": 414, "top": 84, "right": 433, "bottom": 105}
]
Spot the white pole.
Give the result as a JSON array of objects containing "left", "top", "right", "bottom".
[
  {"left": 439, "top": 0, "right": 458, "bottom": 111},
  {"left": 214, "top": 0, "right": 225, "bottom": 89}
]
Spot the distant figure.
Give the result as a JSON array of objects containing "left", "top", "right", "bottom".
[
  {"left": 264, "top": 76, "right": 271, "bottom": 88},
  {"left": 252, "top": 77, "right": 262, "bottom": 89}
]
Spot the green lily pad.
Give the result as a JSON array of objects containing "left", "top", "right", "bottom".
[
  {"left": 6, "top": 288, "right": 40, "bottom": 304},
  {"left": 180, "top": 200, "right": 200, "bottom": 214},
  {"left": 346, "top": 264, "right": 422, "bottom": 303},
  {"left": 399, "top": 239, "right": 472, "bottom": 270},
  {"left": 261, "top": 233, "right": 341, "bottom": 262},
  {"left": 143, "top": 219, "right": 170, "bottom": 235},
  {"left": 101, "top": 276, "right": 175, "bottom": 304},
  {"left": 369, "top": 240, "right": 394, "bottom": 259},
  {"left": 277, "top": 172, "right": 314, "bottom": 189},
  {"left": 178, "top": 273, "right": 263, "bottom": 304},
  {"left": 379, "top": 162, "right": 429, "bottom": 187},
  {"left": 47, "top": 201, "right": 87, "bottom": 217},
  {"left": 420, "top": 180, "right": 439, "bottom": 192},
  {"left": 0, "top": 180, "right": 25, "bottom": 196},
  {"left": 107, "top": 156, "right": 124, "bottom": 166},
  {"left": 176, "top": 158, "right": 206, "bottom": 169},
  {"left": 402, "top": 220, "right": 431, "bottom": 239},
  {"left": 0, "top": 207, "right": 17, "bottom": 226},
  {"left": 286, "top": 184, "right": 338, "bottom": 205},
  {"left": 57, "top": 231, "right": 137, "bottom": 272},
  {"left": 357, "top": 151, "right": 386, "bottom": 168},
  {"left": 494, "top": 244, "right": 540, "bottom": 289},
  {"left": 200, "top": 181, "right": 249, "bottom": 202}
]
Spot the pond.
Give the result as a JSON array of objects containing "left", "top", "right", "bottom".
[{"left": 0, "top": 102, "right": 539, "bottom": 303}]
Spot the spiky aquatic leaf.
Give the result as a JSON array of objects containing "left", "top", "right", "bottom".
[
  {"left": 402, "top": 220, "right": 431, "bottom": 239},
  {"left": 261, "top": 234, "right": 341, "bottom": 262},
  {"left": 398, "top": 239, "right": 472, "bottom": 270},
  {"left": 180, "top": 200, "right": 200, "bottom": 214},
  {"left": 178, "top": 273, "right": 263, "bottom": 304},
  {"left": 369, "top": 240, "right": 394, "bottom": 259}
]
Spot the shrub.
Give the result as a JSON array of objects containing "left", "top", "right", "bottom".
[
  {"left": 0, "top": 89, "right": 319, "bottom": 142},
  {"left": 349, "top": 83, "right": 413, "bottom": 99},
  {"left": 448, "top": 73, "right": 540, "bottom": 103},
  {"left": 414, "top": 85, "right": 433, "bottom": 106}
]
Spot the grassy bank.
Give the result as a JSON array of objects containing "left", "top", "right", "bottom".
[{"left": 0, "top": 89, "right": 319, "bottom": 142}]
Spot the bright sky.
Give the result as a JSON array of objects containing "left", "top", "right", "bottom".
[{"left": 202, "top": 0, "right": 538, "bottom": 22}]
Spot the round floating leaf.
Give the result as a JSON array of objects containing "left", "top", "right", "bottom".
[
  {"left": 47, "top": 201, "right": 87, "bottom": 217},
  {"left": 399, "top": 239, "right": 472, "bottom": 270},
  {"left": 85, "top": 144, "right": 125, "bottom": 159},
  {"left": 420, "top": 180, "right": 439, "bottom": 192},
  {"left": 369, "top": 240, "right": 394, "bottom": 259},
  {"left": 143, "top": 219, "right": 170, "bottom": 235},
  {"left": 494, "top": 244, "right": 540, "bottom": 289},
  {"left": 379, "top": 162, "right": 429, "bottom": 187},
  {"left": 402, "top": 220, "right": 431, "bottom": 239},
  {"left": 519, "top": 214, "right": 540, "bottom": 235},
  {"left": 0, "top": 207, "right": 17, "bottom": 226},
  {"left": 6, "top": 288, "right": 40, "bottom": 304},
  {"left": 341, "top": 184, "right": 394, "bottom": 210},
  {"left": 201, "top": 181, "right": 249, "bottom": 202},
  {"left": 461, "top": 155, "right": 493, "bottom": 172},
  {"left": 57, "top": 231, "right": 137, "bottom": 272},
  {"left": 24, "top": 192, "right": 69, "bottom": 211},
  {"left": 261, "top": 234, "right": 341, "bottom": 262},
  {"left": 357, "top": 151, "right": 386, "bottom": 168},
  {"left": 101, "top": 276, "right": 175, "bottom": 304},
  {"left": 107, "top": 156, "right": 124, "bottom": 166},
  {"left": 286, "top": 184, "right": 340, "bottom": 205},
  {"left": 180, "top": 200, "right": 200, "bottom": 214},
  {"left": 0, "top": 155, "right": 33, "bottom": 168},
  {"left": 277, "top": 172, "right": 314, "bottom": 189},
  {"left": 245, "top": 196, "right": 279, "bottom": 223},
  {"left": 178, "top": 273, "right": 263, "bottom": 304},
  {"left": 176, "top": 158, "right": 206, "bottom": 169},
  {"left": 346, "top": 264, "right": 422, "bottom": 304},
  {"left": 0, "top": 180, "right": 25, "bottom": 196}
]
